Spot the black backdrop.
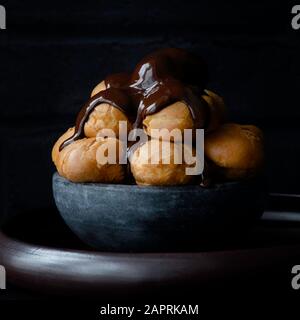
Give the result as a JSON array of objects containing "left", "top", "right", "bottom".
[{"left": 0, "top": 0, "right": 299, "bottom": 224}]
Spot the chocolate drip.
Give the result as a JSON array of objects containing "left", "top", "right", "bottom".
[
  {"left": 59, "top": 88, "right": 131, "bottom": 150},
  {"left": 60, "top": 48, "right": 209, "bottom": 150}
]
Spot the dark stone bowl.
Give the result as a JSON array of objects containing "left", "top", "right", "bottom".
[{"left": 52, "top": 172, "right": 265, "bottom": 252}]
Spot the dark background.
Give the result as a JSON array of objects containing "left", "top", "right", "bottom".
[{"left": 0, "top": 0, "right": 299, "bottom": 224}]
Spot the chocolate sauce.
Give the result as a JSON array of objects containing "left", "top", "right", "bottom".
[
  {"left": 59, "top": 88, "right": 131, "bottom": 150},
  {"left": 60, "top": 48, "right": 209, "bottom": 151}
]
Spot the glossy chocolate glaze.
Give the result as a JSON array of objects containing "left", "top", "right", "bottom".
[
  {"left": 60, "top": 88, "right": 131, "bottom": 150},
  {"left": 60, "top": 48, "right": 209, "bottom": 151}
]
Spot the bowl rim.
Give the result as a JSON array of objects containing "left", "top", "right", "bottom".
[{"left": 53, "top": 171, "right": 257, "bottom": 192}]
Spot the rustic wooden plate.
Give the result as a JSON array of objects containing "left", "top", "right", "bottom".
[
  {"left": 1, "top": 205, "right": 300, "bottom": 296},
  {"left": 0, "top": 229, "right": 300, "bottom": 296}
]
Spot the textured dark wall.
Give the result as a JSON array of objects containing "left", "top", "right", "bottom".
[{"left": 0, "top": 0, "right": 299, "bottom": 223}]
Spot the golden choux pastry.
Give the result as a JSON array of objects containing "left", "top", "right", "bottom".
[
  {"left": 84, "top": 103, "right": 131, "bottom": 138},
  {"left": 203, "top": 90, "right": 227, "bottom": 132},
  {"left": 143, "top": 101, "right": 194, "bottom": 140},
  {"left": 52, "top": 127, "right": 75, "bottom": 166},
  {"left": 91, "top": 80, "right": 106, "bottom": 97},
  {"left": 53, "top": 135, "right": 126, "bottom": 183},
  {"left": 142, "top": 90, "right": 226, "bottom": 140},
  {"left": 52, "top": 50, "right": 264, "bottom": 186},
  {"left": 205, "top": 123, "right": 264, "bottom": 180},
  {"left": 129, "top": 139, "right": 200, "bottom": 186}
]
